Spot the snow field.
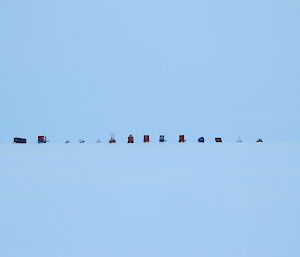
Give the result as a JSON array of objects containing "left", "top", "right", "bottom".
[{"left": 0, "top": 143, "right": 299, "bottom": 257}]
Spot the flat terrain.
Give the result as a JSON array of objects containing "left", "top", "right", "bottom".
[{"left": 0, "top": 143, "right": 299, "bottom": 257}]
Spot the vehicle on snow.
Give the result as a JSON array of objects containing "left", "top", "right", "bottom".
[
  {"left": 38, "top": 136, "right": 48, "bottom": 143},
  {"left": 14, "top": 137, "right": 27, "bottom": 144},
  {"left": 198, "top": 137, "right": 205, "bottom": 143},
  {"left": 215, "top": 137, "right": 222, "bottom": 142}
]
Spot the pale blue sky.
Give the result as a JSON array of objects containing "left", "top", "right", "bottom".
[{"left": 1, "top": 0, "right": 299, "bottom": 142}]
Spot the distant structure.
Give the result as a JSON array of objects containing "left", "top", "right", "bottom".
[
  {"left": 128, "top": 135, "right": 134, "bottom": 143},
  {"left": 38, "top": 136, "right": 48, "bottom": 143},
  {"left": 159, "top": 135, "right": 166, "bottom": 142},
  {"left": 236, "top": 136, "right": 243, "bottom": 143},
  {"left": 108, "top": 133, "right": 116, "bottom": 143},
  {"left": 143, "top": 135, "right": 150, "bottom": 143},
  {"left": 14, "top": 137, "right": 26, "bottom": 144},
  {"left": 109, "top": 133, "right": 116, "bottom": 143},
  {"left": 8, "top": 134, "right": 269, "bottom": 144},
  {"left": 179, "top": 135, "right": 186, "bottom": 143},
  {"left": 198, "top": 137, "right": 205, "bottom": 143}
]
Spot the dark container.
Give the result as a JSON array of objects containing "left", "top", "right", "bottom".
[
  {"left": 215, "top": 137, "right": 222, "bottom": 142},
  {"left": 179, "top": 135, "right": 186, "bottom": 143},
  {"left": 198, "top": 137, "right": 205, "bottom": 143},
  {"left": 159, "top": 135, "right": 165, "bottom": 142},
  {"left": 143, "top": 135, "right": 150, "bottom": 143},
  {"left": 14, "top": 138, "right": 27, "bottom": 144},
  {"left": 128, "top": 135, "right": 134, "bottom": 143}
]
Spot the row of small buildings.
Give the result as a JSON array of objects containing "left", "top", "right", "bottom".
[{"left": 13, "top": 135, "right": 264, "bottom": 144}]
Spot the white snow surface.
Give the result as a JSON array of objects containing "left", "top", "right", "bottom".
[{"left": 0, "top": 143, "right": 299, "bottom": 257}]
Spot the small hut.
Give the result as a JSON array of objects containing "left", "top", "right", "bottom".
[
  {"left": 179, "top": 135, "right": 186, "bottom": 143},
  {"left": 128, "top": 135, "right": 134, "bottom": 143},
  {"left": 159, "top": 135, "right": 165, "bottom": 142},
  {"left": 143, "top": 135, "right": 150, "bottom": 143}
]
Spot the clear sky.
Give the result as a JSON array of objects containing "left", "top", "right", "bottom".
[{"left": 1, "top": 0, "right": 299, "bottom": 143}]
